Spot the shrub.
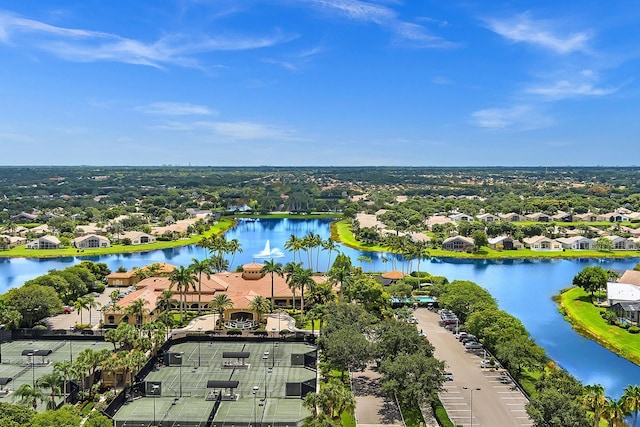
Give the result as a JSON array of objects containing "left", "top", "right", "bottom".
[
  {"left": 629, "top": 326, "right": 640, "bottom": 334},
  {"left": 621, "top": 322, "right": 631, "bottom": 330},
  {"left": 33, "top": 324, "right": 48, "bottom": 331},
  {"left": 226, "top": 329, "right": 242, "bottom": 336}
]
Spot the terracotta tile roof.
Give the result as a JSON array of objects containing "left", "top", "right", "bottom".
[
  {"left": 381, "top": 271, "right": 405, "bottom": 280},
  {"left": 619, "top": 270, "right": 640, "bottom": 286}
]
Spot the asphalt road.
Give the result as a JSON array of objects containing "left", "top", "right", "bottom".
[{"left": 414, "top": 308, "right": 532, "bottom": 427}]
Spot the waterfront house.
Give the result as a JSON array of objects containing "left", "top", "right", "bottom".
[
  {"left": 603, "top": 235, "right": 636, "bottom": 250},
  {"left": 120, "top": 231, "right": 156, "bottom": 245},
  {"left": 556, "top": 236, "right": 596, "bottom": 250},
  {"left": 522, "top": 235, "right": 562, "bottom": 251},
  {"left": 25, "top": 235, "right": 60, "bottom": 249},
  {"left": 552, "top": 211, "right": 573, "bottom": 222},
  {"left": 442, "top": 236, "right": 475, "bottom": 252},
  {"left": 487, "top": 235, "right": 523, "bottom": 250},
  {"left": 73, "top": 234, "right": 110, "bottom": 249},
  {"left": 573, "top": 212, "right": 599, "bottom": 222}
]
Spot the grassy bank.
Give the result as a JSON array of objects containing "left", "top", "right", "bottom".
[
  {"left": 332, "top": 219, "right": 640, "bottom": 260},
  {"left": 0, "top": 218, "right": 236, "bottom": 259},
  {"left": 558, "top": 287, "right": 640, "bottom": 365}
]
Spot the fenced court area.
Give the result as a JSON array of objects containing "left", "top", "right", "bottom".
[
  {"left": 0, "top": 339, "right": 112, "bottom": 397},
  {"left": 113, "top": 341, "right": 317, "bottom": 427}
]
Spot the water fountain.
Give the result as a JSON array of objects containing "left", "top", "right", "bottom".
[{"left": 253, "top": 240, "right": 285, "bottom": 259}]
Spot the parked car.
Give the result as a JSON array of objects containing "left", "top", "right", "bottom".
[
  {"left": 461, "top": 335, "right": 477, "bottom": 344},
  {"left": 63, "top": 306, "right": 73, "bottom": 314},
  {"left": 465, "top": 342, "right": 483, "bottom": 350},
  {"left": 456, "top": 332, "right": 469, "bottom": 341}
]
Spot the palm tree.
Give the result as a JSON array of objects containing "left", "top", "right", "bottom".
[
  {"left": 288, "top": 266, "right": 315, "bottom": 323},
  {"left": 622, "top": 384, "right": 640, "bottom": 427},
  {"left": 169, "top": 266, "right": 197, "bottom": 323},
  {"left": 322, "top": 238, "right": 338, "bottom": 272},
  {"left": 13, "top": 383, "right": 44, "bottom": 409},
  {"left": 261, "top": 260, "right": 284, "bottom": 311},
  {"left": 125, "top": 298, "right": 149, "bottom": 330},
  {"left": 285, "top": 234, "right": 303, "bottom": 263},
  {"left": 189, "top": 258, "right": 213, "bottom": 312},
  {"left": 583, "top": 384, "right": 606, "bottom": 427},
  {"left": 36, "top": 372, "right": 62, "bottom": 410},
  {"left": 604, "top": 396, "right": 629, "bottom": 427},
  {"left": 157, "top": 289, "right": 176, "bottom": 316},
  {"left": 74, "top": 297, "right": 89, "bottom": 325},
  {"left": 208, "top": 294, "right": 233, "bottom": 330},
  {"left": 85, "top": 294, "right": 101, "bottom": 326},
  {"left": 109, "top": 289, "right": 121, "bottom": 305},
  {"left": 412, "top": 240, "right": 430, "bottom": 288},
  {"left": 249, "top": 295, "right": 272, "bottom": 325},
  {"left": 284, "top": 261, "right": 303, "bottom": 311},
  {"left": 54, "top": 360, "right": 73, "bottom": 403},
  {"left": 226, "top": 238, "right": 243, "bottom": 270}
]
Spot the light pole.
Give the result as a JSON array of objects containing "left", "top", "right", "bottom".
[
  {"left": 69, "top": 327, "right": 74, "bottom": 362},
  {"left": 151, "top": 384, "right": 160, "bottom": 426},
  {"left": 252, "top": 385, "right": 259, "bottom": 427},
  {"left": 262, "top": 354, "right": 269, "bottom": 402},
  {"left": 271, "top": 327, "right": 276, "bottom": 368},
  {"left": 0, "top": 323, "right": 5, "bottom": 364},
  {"left": 175, "top": 352, "right": 184, "bottom": 398},
  {"left": 462, "top": 387, "right": 481, "bottom": 427},
  {"left": 29, "top": 351, "right": 35, "bottom": 387},
  {"left": 197, "top": 327, "right": 202, "bottom": 368}
]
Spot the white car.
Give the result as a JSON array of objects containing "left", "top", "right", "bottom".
[{"left": 464, "top": 342, "right": 483, "bottom": 350}]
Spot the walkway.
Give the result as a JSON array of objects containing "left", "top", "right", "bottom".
[{"left": 352, "top": 364, "right": 404, "bottom": 427}]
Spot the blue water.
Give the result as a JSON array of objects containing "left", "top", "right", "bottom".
[{"left": 1, "top": 218, "right": 639, "bottom": 398}]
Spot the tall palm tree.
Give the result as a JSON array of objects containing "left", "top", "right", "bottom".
[
  {"left": 412, "top": 240, "right": 430, "bottom": 289},
  {"left": 36, "top": 372, "right": 62, "bottom": 410},
  {"left": 54, "top": 360, "right": 73, "bottom": 403},
  {"left": 261, "top": 260, "right": 283, "bottom": 311},
  {"left": 583, "top": 384, "right": 606, "bottom": 427},
  {"left": 622, "top": 384, "right": 640, "bottom": 427},
  {"left": 322, "top": 238, "right": 338, "bottom": 273},
  {"left": 125, "top": 298, "right": 149, "bottom": 330},
  {"left": 284, "top": 261, "right": 303, "bottom": 311},
  {"left": 189, "top": 258, "right": 213, "bottom": 312},
  {"left": 604, "top": 396, "right": 629, "bottom": 427},
  {"left": 13, "top": 383, "right": 44, "bottom": 410},
  {"left": 288, "top": 266, "right": 315, "bottom": 323},
  {"left": 249, "top": 295, "right": 271, "bottom": 325},
  {"left": 169, "top": 266, "right": 197, "bottom": 323},
  {"left": 208, "top": 294, "right": 234, "bottom": 330},
  {"left": 84, "top": 294, "right": 101, "bottom": 326},
  {"left": 285, "top": 234, "right": 303, "bottom": 264},
  {"left": 226, "top": 238, "right": 243, "bottom": 271},
  {"left": 157, "top": 290, "right": 176, "bottom": 316},
  {"left": 74, "top": 297, "right": 89, "bottom": 325}
]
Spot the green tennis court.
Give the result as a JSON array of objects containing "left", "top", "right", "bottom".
[{"left": 113, "top": 341, "right": 316, "bottom": 427}]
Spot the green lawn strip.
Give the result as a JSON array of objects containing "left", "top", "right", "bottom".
[
  {"left": 0, "top": 218, "right": 235, "bottom": 259},
  {"left": 399, "top": 403, "right": 425, "bottom": 427},
  {"left": 341, "top": 409, "right": 356, "bottom": 427},
  {"left": 558, "top": 287, "right": 640, "bottom": 365},
  {"left": 432, "top": 397, "right": 456, "bottom": 427},
  {"left": 332, "top": 219, "right": 639, "bottom": 260},
  {"left": 302, "top": 319, "right": 321, "bottom": 331}
]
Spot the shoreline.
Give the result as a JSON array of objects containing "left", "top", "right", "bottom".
[{"left": 556, "top": 287, "right": 640, "bottom": 366}]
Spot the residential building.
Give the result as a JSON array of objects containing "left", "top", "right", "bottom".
[
  {"left": 522, "top": 235, "right": 562, "bottom": 251},
  {"left": 73, "top": 234, "right": 110, "bottom": 249},
  {"left": 120, "top": 231, "right": 156, "bottom": 245},
  {"left": 442, "top": 236, "right": 475, "bottom": 252},
  {"left": 487, "top": 236, "right": 524, "bottom": 250},
  {"left": 25, "top": 235, "right": 60, "bottom": 249},
  {"left": 556, "top": 236, "right": 596, "bottom": 250}
]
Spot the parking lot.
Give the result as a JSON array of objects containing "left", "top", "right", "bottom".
[{"left": 414, "top": 308, "right": 532, "bottom": 427}]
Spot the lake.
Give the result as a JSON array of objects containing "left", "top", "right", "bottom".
[{"left": 1, "top": 217, "right": 639, "bottom": 398}]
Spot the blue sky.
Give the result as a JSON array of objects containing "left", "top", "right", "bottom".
[{"left": 1, "top": 1, "right": 638, "bottom": 166}]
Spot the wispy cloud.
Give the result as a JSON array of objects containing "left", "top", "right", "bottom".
[
  {"left": 485, "top": 13, "right": 591, "bottom": 54},
  {"left": 0, "top": 10, "right": 294, "bottom": 68},
  {"left": 152, "top": 119, "right": 300, "bottom": 141},
  {"left": 299, "top": 0, "right": 457, "bottom": 48},
  {"left": 526, "top": 70, "right": 620, "bottom": 100},
  {"left": 137, "top": 102, "right": 216, "bottom": 116},
  {"left": 471, "top": 105, "right": 553, "bottom": 130}
]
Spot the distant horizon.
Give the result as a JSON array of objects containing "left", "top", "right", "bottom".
[
  {"left": 0, "top": 164, "right": 639, "bottom": 169},
  {"left": 1, "top": 2, "right": 638, "bottom": 165}
]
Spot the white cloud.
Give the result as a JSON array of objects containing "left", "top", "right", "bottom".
[
  {"left": 152, "top": 119, "right": 300, "bottom": 141},
  {"left": 526, "top": 69, "right": 620, "bottom": 100},
  {"left": 485, "top": 13, "right": 591, "bottom": 54},
  {"left": 471, "top": 105, "right": 553, "bottom": 130},
  {"left": 138, "top": 102, "right": 216, "bottom": 116},
  {"left": 527, "top": 80, "right": 618, "bottom": 99},
  {"left": 300, "top": 0, "right": 456, "bottom": 48},
  {"left": 0, "top": 11, "right": 294, "bottom": 68}
]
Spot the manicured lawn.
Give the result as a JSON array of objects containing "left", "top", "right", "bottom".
[
  {"left": 559, "top": 287, "right": 640, "bottom": 364},
  {"left": 332, "top": 219, "right": 640, "bottom": 260},
  {"left": 400, "top": 403, "right": 425, "bottom": 427},
  {"left": 0, "top": 218, "right": 235, "bottom": 258}
]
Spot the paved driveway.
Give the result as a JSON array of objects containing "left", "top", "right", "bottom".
[{"left": 414, "top": 308, "right": 532, "bottom": 427}]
